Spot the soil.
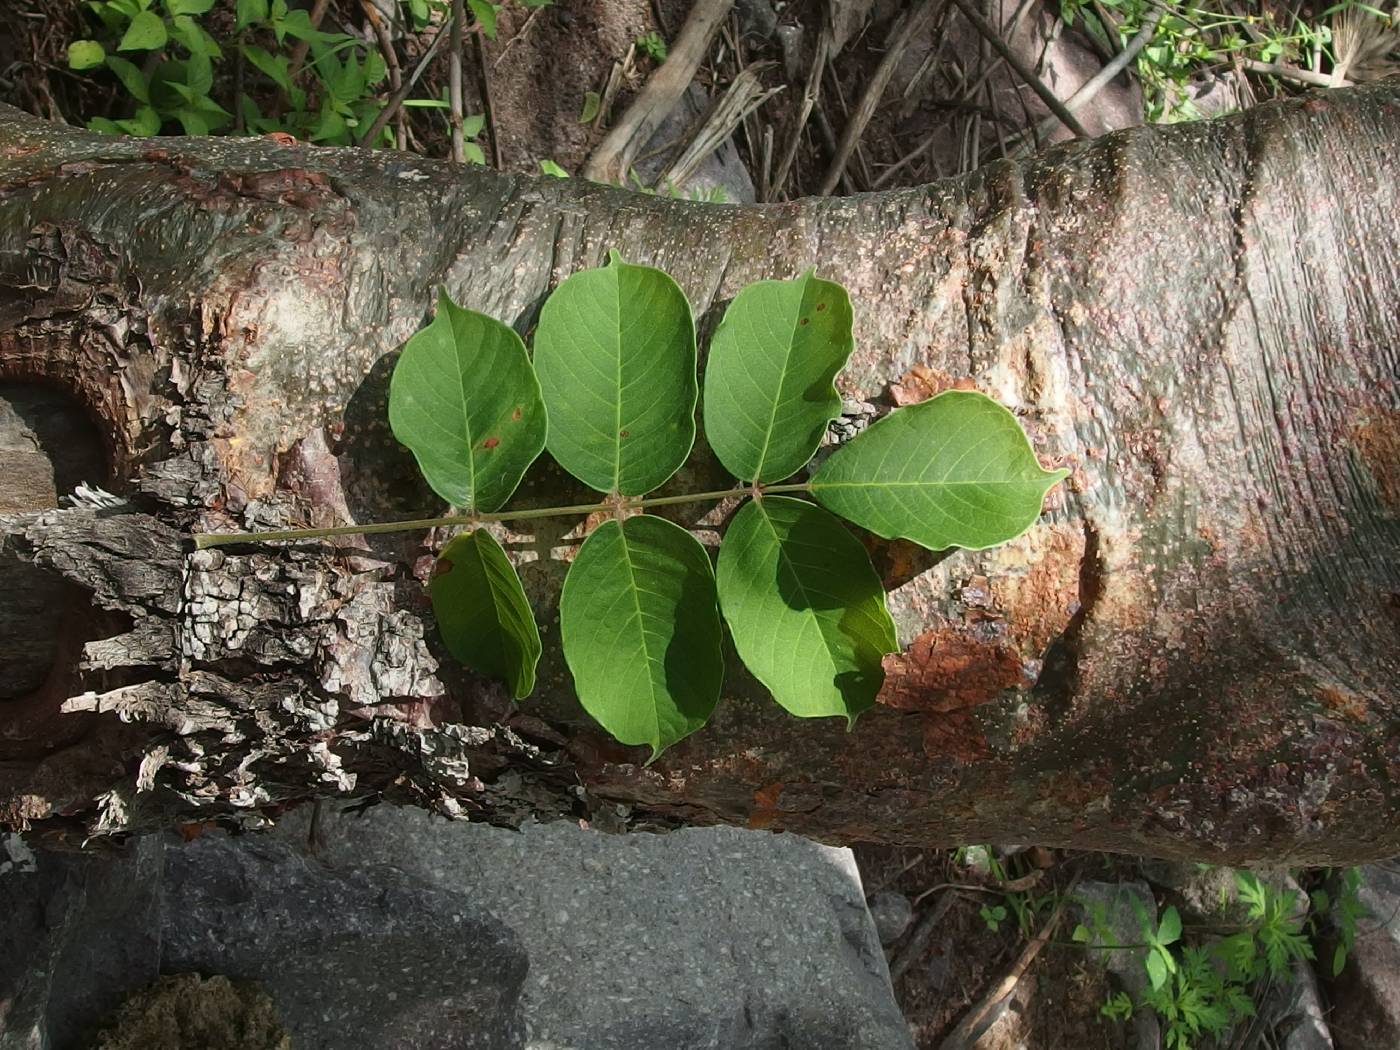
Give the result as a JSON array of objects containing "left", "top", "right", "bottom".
[{"left": 853, "top": 844, "right": 1131, "bottom": 1049}]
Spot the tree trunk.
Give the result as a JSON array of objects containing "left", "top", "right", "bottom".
[{"left": 1, "top": 89, "right": 1396, "bottom": 863}]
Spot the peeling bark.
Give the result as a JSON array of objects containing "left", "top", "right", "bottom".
[{"left": 0, "top": 90, "right": 1397, "bottom": 861}]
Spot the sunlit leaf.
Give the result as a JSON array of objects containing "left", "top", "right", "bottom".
[
  {"left": 717, "top": 497, "right": 895, "bottom": 723},
  {"left": 703, "top": 271, "right": 853, "bottom": 482},
  {"left": 811, "top": 390, "right": 1067, "bottom": 551},
  {"left": 560, "top": 514, "right": 723, "bottom": 760},
  {"left": 534, "top": 251, "right": 697, "bottom": 495},
  {"left": 388, "top": 290, "right": 546, "bottom": 511},
  {"left": 119, "top": 10, "right": 168, "bottom": 52}
]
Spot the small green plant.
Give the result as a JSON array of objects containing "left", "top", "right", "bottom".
[
  {"left": 1099, "top": 990, "right": 1133, "bottom": 1021},
  {"left": 1058, "top": 1, "right": 1383, "bottom": 122},
  {"left": 635, "top": 29, "right": 668, "bottom": 62},
  {"left": 1310, "top": 866, "right": 1367, "bottom": 976},
  {"left": 199, "top": 255, "right": 1066, "bottom": 759},
  {"left": 1078, "top": 868, "right": 1353, "bottom": 1050},
  {"left": 67, "top": 0, "right": 391, "bottom": 142},
  {"left": 979, "top": 904, "right": 1009, "bottom": 932}
]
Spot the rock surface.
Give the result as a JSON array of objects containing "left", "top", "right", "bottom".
[
  {"left": 270, "top": 804, "right": 915, "bottom": 1050},
  {"left": 0, "top": 834, "right": 163, "bottom": 1050},
  {"left": 1328, "top": 864, "right": 1400, "bottom": 1050},
  {"left": 1, "top": 815, "right": 911, "bottom": 1050},
  {"left": 0, "top": 832, "right": 527, "bottom": 1050},
  {"left": 161, "top": 834, "right": 528, "bottom": 1050},
  {"left": 1071, "top": 880, "right": 1162, "bottom": 1050},
  {"left": 868, "top": 889, "right": 915, "bottom": 946}
]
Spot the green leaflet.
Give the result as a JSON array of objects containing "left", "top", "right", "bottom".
[
  {"left": 559, "top": 514, "right": 723, "bottom": 761},
  {"left": 717, "top": 497, "right": 897, "bottom": 723},
  {"left": 430, "top": 530, "right": 541, "bottom": 699},
  {"left": 703, "top": 271, "right": 854, "bottom": 483},
  {"left": 811, "top": 390, "right": 1068, "bottom": 551},
  {"left": 388, "top": 290, "right": 546, "bottom": 512},
  {"left": 533, "top": 251, "right": 697, "bottom": 496},
  {"left": 119, "top": 10, "right": 168, "bottom": 51}
]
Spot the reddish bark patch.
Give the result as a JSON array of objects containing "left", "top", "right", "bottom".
[
  {"left": 887, "top": 364, "right": 978, "bottom": 406},
  {"left": 1352, "top": 408, "right": 1400, "bottom": 511},
  {"left": 747, "top": 781, "right": 786, "bottom": 829},
  {"left": 880, "top": 631, "right": 1025, "bottom": 762},
  {"left": 881, "top": 632, "right": 1025, "bottom": 713},
  {"left": 1318, "top": 685, "right": 1370, "bottom": 723}
]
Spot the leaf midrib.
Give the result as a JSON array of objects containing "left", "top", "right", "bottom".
[
  {"left": 749, "top": 284, "right": 807, "bottom": 483},
  {"left": 451, "top": 312, "right": 479, "bottom": 509},
  {"left": 756, "top": 501, "right": 842, "bottom": 680},
  {"left": 811, "top": 477, "right": 1056, "bottom": 489},
  {"left": 617, "top": 522, "right": 663, "bottom": 745},
  {"left": 611, "top": 272, "right": 623, "bottom": 494}
]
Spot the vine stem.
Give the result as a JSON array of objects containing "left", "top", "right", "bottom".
[{"left": 192, "top": 482, "right": 812, "bottom": 549}]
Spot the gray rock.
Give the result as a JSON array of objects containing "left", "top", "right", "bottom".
[
  {"left": 1140, "top": 861, "right": 1309, "bottom": 926},
  {"left": 161, "top": 834, "right": 527, "bottom": 1050},
  {"left": 867, "top": 890, "right": 914, "bottom": 946},
  {"left": 1328, "top": 863, "right": 1400, "bottom": 1050},
  {"left": 735, "top": 0, "right": 778, "bottom": 40},
  {"left": 1072, "top": 880, "right": 1162, "bottom": 1050},
  {"left": 269, "top": 804, "right": 915, "bottom": 1050},
  {"left": 1280, "top": 961, "right": 1334, "bottom": 1050},
  {"left": 0, "top": 836, "right": 163, "bottom": 1050}
]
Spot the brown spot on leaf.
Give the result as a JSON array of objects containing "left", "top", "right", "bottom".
[
  {"left": 433, "top": 557, "right": 454, "bottom": 577},
  {"left": 619, "top": 429, "right": 629, "bottom": 438},
  {"left": 815, "top": 302, "right": 827, "bottom": 312},
  {"left": 511, "top": 406, "right": 522, "bottom": 421},
  {"left": 482, "top": 436, "right": 500, "bottom": 449},
  {"left": 799, "top": 317, "right": 810, "bottom": 326}
]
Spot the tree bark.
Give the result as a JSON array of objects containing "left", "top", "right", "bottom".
[{"left": 0, "top": 89, "right": 1396, "bottom": 862}]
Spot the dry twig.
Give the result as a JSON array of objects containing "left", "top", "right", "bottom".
[
  {"left": 936, "top": 876, "right": 1081, "bottom": 1050},
  {"left": 817, "top": 0, "right": 940, "bottom": 196},
  {"left": 356, "top": 18, "right": 452, "bottom": 147},
  {"left": 361, "top": 0, "right": 407, "bottom": 149},
  {"left": 769, "top": 8, "right": 829, "bottom": 200},
  {"left": 947, "top": 0, "right": 1090, "bottom": 139},
  {"left": 474, "top": 30, "right": 503, "bottom": 168},
  {"left": 582, "top": 0, "right": 736, "bottom": 184},
  {"left": 449, "top": 0, "right": 466, "bottom": 163}
]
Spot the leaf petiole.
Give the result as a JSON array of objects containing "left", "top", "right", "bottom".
[{"left": 192, "top": 482, "right": 813, "bottom": 549}]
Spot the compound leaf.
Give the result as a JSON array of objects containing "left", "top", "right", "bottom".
[
  {"left": 389, "top": 290, "right": 546, "bottom": 512},
  {"left": 533, "top": 251, "right": 697, "bottom": 496},
  {"left": 717, "top": 496, "right": 896, "bottom": 723},
  {"left": 811, "top": 390, "right": 1067, "bottom": 551},
  {"left": 430, "top": 530, "right": 540, "bottom": 699},
  {"left": 703, "top": 271, "right": 854, "bottom": 482},
  {"left": 560, "top": 514, "right": 722, "bottom": 760}
]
